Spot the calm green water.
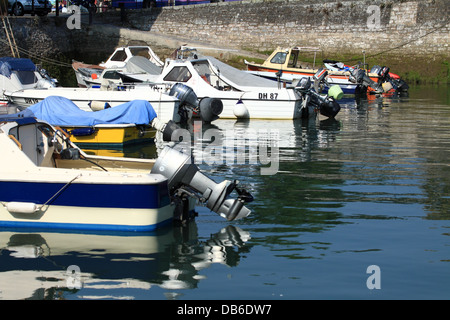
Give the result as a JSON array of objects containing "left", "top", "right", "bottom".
[{"left": 0, "top": 85, "right": 449, "bottom": 300}]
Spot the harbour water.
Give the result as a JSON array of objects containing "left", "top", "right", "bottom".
[{"left": 0, "top": 85, "right": 449, "bottom": 300}]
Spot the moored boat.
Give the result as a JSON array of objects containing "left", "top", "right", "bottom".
[
  {"left": 4, "top": 81, "right": 223, "bottom": 124},
  {"left": 148, "top": 55, "right": 341, "bottom": 120},
  {"left": 0, "top": 117, "right": 253, "bottom": 231},
  {"left": 0, "top": 57, "right": 57, "bottom": 105},
  {"left": 5, "top": 96, "right": 166, "bottom": 149},
  {"left": 245, "top": 46, "right": 408, "bottom": 95},
  {"left": 72, "top": 46, "right": 164, "bottom": 88}
]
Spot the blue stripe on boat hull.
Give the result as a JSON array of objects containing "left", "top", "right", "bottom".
[
  {"left": 324, "top": 84, "right": 359, "bottom": 95},
  {"left": 0, "top": 181, "right": 170, "bottom": 209}
]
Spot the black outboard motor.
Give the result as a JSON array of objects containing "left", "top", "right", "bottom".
[
  {"left": 169, "top": 83, "right": 223, "bottom": 122},
  {"left": 294, "top": 68, "right": 341, "bottom": 118},
  {"left": 371, "top": 65, "right": 409, "bottom": 92},
  {"left": 349, "top": 67, "right": 381, "bottom": 92},
  {"left": 391, "top": 79, "right": 409, "bottom": 92}
]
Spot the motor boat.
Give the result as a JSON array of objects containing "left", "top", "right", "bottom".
[
  {"left": 0, "top": 57, "right": 57, "bottom": 105},
  {"left": 0, "top": 117, "right": 253, "bottom": 231}
]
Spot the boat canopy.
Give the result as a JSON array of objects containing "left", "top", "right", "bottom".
[
  {"left": 0, "top": 57, "right": 38, "bottom": 79},
  {"left": 7, "top": 96, "right": 158, "bottom": 126},
  {"left": 125, "top": 56, "right": 162, "bottom": 75},
  {"left": 199, "top": 56, "right": 279, "bottom": 88}
]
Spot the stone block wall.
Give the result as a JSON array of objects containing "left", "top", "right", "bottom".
[
  {"left": 0, "top": 0, "right": 448, "bottom": 83},
  {"left": 121, "top": 0, "right": 449, "bottom": 59}
]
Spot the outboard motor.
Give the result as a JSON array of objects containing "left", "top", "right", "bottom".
[
  {"left": 294, "top": 68, "right": 341, "bottom": 118},
  {"left": 37, "top": 68, "right": 58, "bottom": 88},
  {"left": 151, "top": 146, "right": 253, "bottom": 221},
  {"left": 371, "top": 65, "right": 408, "bottom": 93},
  {"left": 169, "top": 83, "right": 223, "bottom": 122},
  {"left": 349, "top": 67, "right": 383, "bottom": 93},
  {"left": 150, "top": 118, "right": 182, "bottom": 142},
  {"left": 312, "top": 67, "right": 328, "bottom": 93}
]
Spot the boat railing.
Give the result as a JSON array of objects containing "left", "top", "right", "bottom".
[{"left": 99, "top": 81, "right": 173, "bottom": 93}]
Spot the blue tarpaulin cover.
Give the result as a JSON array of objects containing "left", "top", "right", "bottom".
[
  {"left": 9, "top": 96, "right": 158, "bottom": 126},
  {"left": 0, "top": 57, "right": 37, "bottom": 79}
]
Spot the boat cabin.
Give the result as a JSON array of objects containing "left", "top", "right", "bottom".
[
  {"left": 0, "top": 57, "right": 57, "bottom": 103},
  {"left": 100, "top": 46, "right": 164, "bottom": 69},
  {"left": 260, "top": 47, "right": 321, "bottom": 71},
  {"left": 0, "top": 117, "right": 155, "bottom": 172}
]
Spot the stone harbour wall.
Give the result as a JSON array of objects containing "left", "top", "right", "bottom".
[
  {"left": 122, "top": 0, "right": 449, "bottom": 58},
  {"left": 1, "top": 0, "right": 449, "bottom": 83}
]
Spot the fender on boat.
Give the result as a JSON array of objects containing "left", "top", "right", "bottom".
[
  {"left": 5, "top": 202, "right": 40, "bottom": 214},
  {"left": 233, "top": 99, "right": 249, "bottom": 119},
  {"left": 89, "top": 101, "right": 111, "bottom": 111}
]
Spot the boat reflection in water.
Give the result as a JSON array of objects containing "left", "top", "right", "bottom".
[{"left": 0, "top": 224, "right": 250, "bottom": 300}]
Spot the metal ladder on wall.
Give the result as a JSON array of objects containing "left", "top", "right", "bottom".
[{"left": 1, "top": 13, "right": 20, "bottom": 58}]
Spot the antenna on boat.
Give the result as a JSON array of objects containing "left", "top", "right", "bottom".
[{"left": 362, "top": 50, "right": 367, "bottom": 71}]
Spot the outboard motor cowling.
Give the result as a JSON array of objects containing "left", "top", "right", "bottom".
[
  {"left": 169, "top": 83, "right": 198, "bottom": 108},
  {"left": 319, "top": 99, "right": 341, "bottom": 118},
  {"left": 199, "top": 97, "right": 223, "bottom": 123},
  {"left": 151, "top": 146, "right": 252, "bottom": 221},
  {"left": 150, "top": 118, "right": 181, "bottom": 142},
  {"left": 169, "top": 83, "right": 223, "bottom": 122}
]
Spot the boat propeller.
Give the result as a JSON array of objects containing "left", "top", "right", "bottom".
[{"left": 151, "top": 146, "right": 253, "bottom": 221}]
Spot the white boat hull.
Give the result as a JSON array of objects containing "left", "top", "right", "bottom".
[
  {"left": 0, "top": 117, "right": 251, "bottom": 231},
  {"left": 0, "top": 203, "right": 175, "bottom": 232}
]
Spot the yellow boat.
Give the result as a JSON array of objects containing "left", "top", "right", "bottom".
[
  {"left": 81, "top": 136, "right": 158, "bottom": 158},
  {"left": 61, "top": 124, "right": 156, "bottom": 149},
  {"left": 245, "top": 46, "right": 362, "bottom": 94},
  {"left": 9, "top": 96, "right": 164, "bottom": 149}
]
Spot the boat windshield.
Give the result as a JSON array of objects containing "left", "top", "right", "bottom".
[
  {"left": 110, "top": 49, "right": 127, "bottom": 62},
  {"left": 129, "top": 47, "right": 151, "bottom": 60},
  {"left": 163, "top": 66, "right": 192, "bottom": 82},
  {"left": 192, "top": 61, "right": 213, "bottom": 78},
  {"left": 270, "top": 52, "right": 288, "bottom": 65},
  {"left": 14, "top": 71, "right": 38, "bottom": 85}
]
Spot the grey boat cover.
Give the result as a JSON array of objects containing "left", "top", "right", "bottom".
[
  {"left": 124, "top": 56, "right": 162, "bottom": 75},
  {"left": 200, "top": 55, "right": 279, "bottom": 88}
]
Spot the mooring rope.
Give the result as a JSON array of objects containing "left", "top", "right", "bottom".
[
  {"left": 0, "top": 38, "right": 73, "bottom": 68},
  {"left": 342, "top": 20, "right": 449, "bottom": 63},
  {"left": 42, "top": 173, "right": 83, "bottom": 207}
]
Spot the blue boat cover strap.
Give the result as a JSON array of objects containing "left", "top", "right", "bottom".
[
  {"left": 9, "top": 96, "right": 158, "bottom": 126},
  {"left": 0, "top": 57, "right": 38, "bottom": 79}
]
